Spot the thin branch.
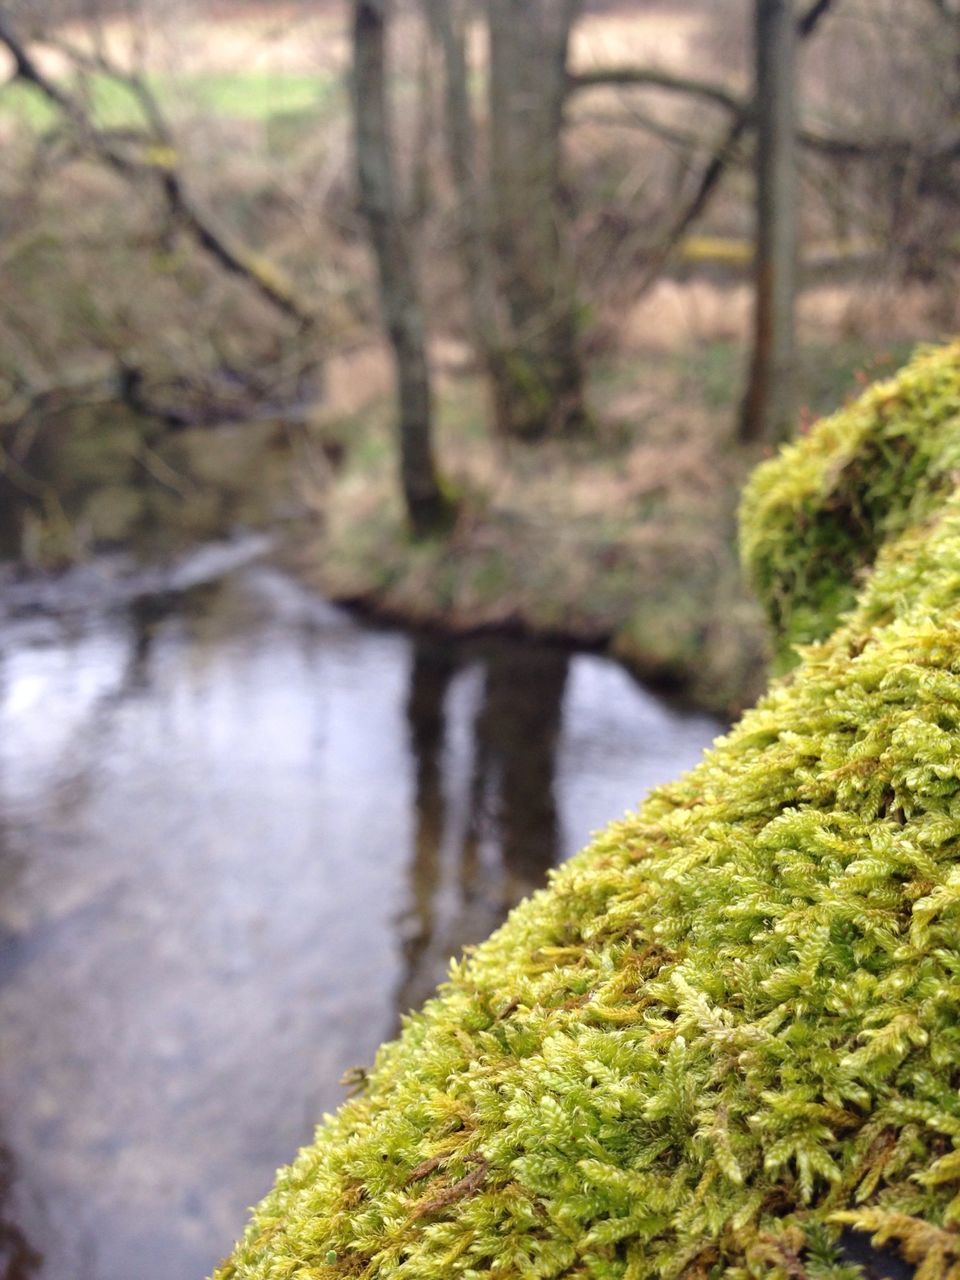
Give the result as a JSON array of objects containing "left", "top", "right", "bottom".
[
  {"left": 568, "top": 66, "right": 743, "bottom": 116},
  {"left": 570, "top": 107, "right": 707, "bottom": 153},
  {"left": 568, "top": 0, "right": 837, "bottom": 107},
  {"left": 571, "top": 102, "right": 943, "bottom": 166},
  {"left": 0, "top": 9, "right": 315, "bottom": 331},
  {"left": 0, "top": 355, "right": 318, "bottom": 445},
  {"left": 39, "top": 31, "right": 172, "bottom": 140},
  {"left": 632, "top": 115, "right": 750, "bottom": 293},
  {"left": 797, "top": 0, "right": 837, "bottom": 36},
  {"left": 632, "top": 0, "right": 840, "bottom": 292}
]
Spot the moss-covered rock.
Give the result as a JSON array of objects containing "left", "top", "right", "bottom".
[
  {"left": 216, "top": 342, "right": 960, "bottom": 1280},
  {"left": 741, "top": 341, "right": 960, "bottom": 668}
]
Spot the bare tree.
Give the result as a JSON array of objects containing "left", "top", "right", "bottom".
[
  {"left": 425, "top": 0, "right": 513, "bottom": 436},
  {"left": 567, "top": 0, "right": 835, "bottom": 302},
  {"left": 740, "top": 0, "right": 799, "bottom": 443},
  {"left": 427, "top": 0, "right": 585, "bottom": 441},
  {"left": 486, "top": 0, "right": 585, "bottom": 440},
  {"left": 353, "top": 0, "right": 453, "bottom": 535}
]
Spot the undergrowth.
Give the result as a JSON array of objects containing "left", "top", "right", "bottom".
[{"left": 217, "top": 342, "right": 960, "bottom": 1280}]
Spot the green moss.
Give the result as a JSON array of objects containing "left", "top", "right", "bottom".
[
  {"left": 218, "top": 343, "right": 960, "bottom": 1280},
  {"left": 741, "top": 340, "right": 960, "bottom": 668}
]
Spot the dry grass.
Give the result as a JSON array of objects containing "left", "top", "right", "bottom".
[
  {"left": 572, "top": 7, "right": 715, "bottom": 76},
  {"left": 24, "top": 2, "right": 715, "bottom": 81},
  {"left": 290, "top": 351, "right": 771, "bottom": 717},
  {"left": 613, "top": 277, "right": 954, "bottom": 358}
]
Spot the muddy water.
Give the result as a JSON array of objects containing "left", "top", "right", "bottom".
[{"left": 0, "top": 544, "right": 720, "bottom": 1280}]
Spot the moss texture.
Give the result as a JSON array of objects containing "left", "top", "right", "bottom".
[
  {"left": 741, "top": 342, "right": 960, "bottom": 668},
  {"left": 217, "top": 342, "right": 960, "bottom": 1280}
]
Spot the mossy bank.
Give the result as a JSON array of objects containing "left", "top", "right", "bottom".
[{"left": 216, "top": 342, "right": 960, "bottom": 1278}]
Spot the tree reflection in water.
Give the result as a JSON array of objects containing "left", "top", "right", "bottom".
[
  {"left": 398, "top": 637, "right": 568, "bottom": 1018},
  {"left": 0, "top": 557, "right": 719, "bottom": 1280},
  {"left": 0, "top": 1146, "right": 41, "bottom": 1280},
  {"left": 0, "top": 810, "right": 41, "bottom": 1280}
]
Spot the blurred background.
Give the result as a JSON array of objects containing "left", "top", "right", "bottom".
[{"left": 0, "top": 1, "right": 956, "bottom": 1276}]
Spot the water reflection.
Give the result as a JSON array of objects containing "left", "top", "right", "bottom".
[
  {"left": 398, "top": 640, "right": 569, "bottom": 1015},
  {"left": 0, "top": 814, "right": 42, "bottom": 1280},
  {"left": 399, "top": 640, "right": 457, "bottom": 1016},
  {"left": 0, "top": 1145, "right": 41, "bottom": 1280},
  {"left": 0, "top": 550, "right": 719, "bottom": 1280}
]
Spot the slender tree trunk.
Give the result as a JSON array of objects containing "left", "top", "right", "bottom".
[
  {"left": 425, "top": 0, "right": 516, "bottom": 436},
  {"left": 740, "top": 0, "right": 799, "bottom": 444},
  {"left": 353, "top": 0, "right": 453, "bottom": 535},
  {"left": 486, "top": 0, "right": 586, "bottom": 440},
  {"left": 409, "top": 18, "right": 436, "bottom": 222},
  {"left": 396, "top": 638, "right": 460, "bottom": 1020}
]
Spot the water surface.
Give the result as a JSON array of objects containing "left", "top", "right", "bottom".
[{"left": 0, "top": 546, "right": 720, "bottom": 1279}]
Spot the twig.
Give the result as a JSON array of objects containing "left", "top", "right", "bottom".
[
  {"left": 409, "top": 1157, "right": 488, "bottom": 1219},
  {"left": 616, "top": 0, "right": 841, "bottom": 294},
  {"left": 0, "top": 8, "right": 316, "bottom": 330},
  {"left": 568, "top": 66, "right": 743, "bottom": 116}
]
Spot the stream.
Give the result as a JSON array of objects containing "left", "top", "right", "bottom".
[{"left": 0, "top": 541, "right": 720, "bottom": 1280}]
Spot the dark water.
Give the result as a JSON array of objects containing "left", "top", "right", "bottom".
[{"left": 0, "top": 544, "right": 720, "bottom": 1280}]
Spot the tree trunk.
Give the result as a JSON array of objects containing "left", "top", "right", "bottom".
[
  {"left": 740, "top": 0, "right": 799, "bottom": 444},
  {"left": 352, "top": 0, "right": 453, "bottom": 535},
  {"left": 424, "top": 0, "right": 515, "bottom": 437},
  {"left": 486, "top": 0, "right": 586, "bottom": 440}
]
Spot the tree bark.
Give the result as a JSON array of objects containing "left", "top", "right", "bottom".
[
  {"left": 740, "top": 0, "right": 799, "bottom": 444},
  {"left": 353, "top": 0, "right": 452, "bottom": 535},
  {"left": 627, "top": 0, "right": 834, "bottom": 298},
  {"left": 425, "top": 0, "right": 516, "bottom": 437},
  {"left": 486, "top": 0, "right": 586, "bottom": 440}
]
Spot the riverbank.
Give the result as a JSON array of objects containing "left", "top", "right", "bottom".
[
  {"left": 285, "top": 340, "right": 921, "bottom": 717},
  {"left": 287, "top": 353, "right": 771, "bottom": 717},
  {"left": 1, "top": 362, "right": 763, "bottom": 718},
  {"left": 289, "top": 547, "right": 766, "bottom": 719}
]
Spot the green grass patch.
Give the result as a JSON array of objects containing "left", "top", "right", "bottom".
[{"left": 0, "top": 69, "right": 337, "bottom": 130}]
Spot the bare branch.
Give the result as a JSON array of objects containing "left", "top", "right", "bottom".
[
  {"left": 797, "top": 0, "right": 837, "bottom": 37},
  {"left": 0, "top": 358, "right": 317, "bottom": 442},
  {"left": 631, "top": 0, "right": 839, "bottom": 291},
  {"left": 0, "top": 8, "right": 315, "bottom": 331},
  {"left": 568, "top": 66, "right": 743, "bottom": 116},
  {"left": 38, "top": 31, "right": 172, "bottom": 141},
  {"left": 567, "top": 0, "right": 837, "bottom": 108},
  {"left": 570, "top": 107, "right": 707, "bottom": 153}
]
